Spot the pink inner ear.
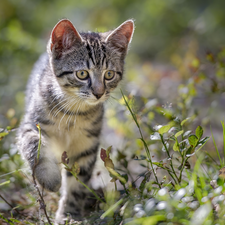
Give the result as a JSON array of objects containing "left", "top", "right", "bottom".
[
  {"left": 50, "top": 19, "right": 82, "bottom": 51},
  {"left": 119, "top": 21, "right": 134, "bottom": 43},
  {"left": 106, "top": 20, "right": 134, "bottom": 50}
]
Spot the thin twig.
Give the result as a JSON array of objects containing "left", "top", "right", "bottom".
[
  {"left": 0, "top": 194, "right": 20, "bottom": 215},
  {"left": 31, "top": 124, "right": 52, "bottom": 225},
  {"left": 32, "top": 161, "right": 52, "bottom": 225}
]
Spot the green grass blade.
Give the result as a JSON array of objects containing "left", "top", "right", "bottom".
[
  {"left": 100, "top": 198, "right": 123, "bottom": 219},
  {"left": 0, "top": 180, "right": 10, "bottom": 186},
  {"left": 0, "top": 214, "right": 14, "bottom": 225},
  {"left": 211, "top": 127, "right": 223, "bottom": 167},
  {"left": 221, "top": 121, "right": 225, "bottom": 165},
  {"left": 36, "top": 123, "right": 41, "bottom": 161}
]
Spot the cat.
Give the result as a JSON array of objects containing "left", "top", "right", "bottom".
[{"left": 17, "top": 18, "right": 134, "bottom": 223}]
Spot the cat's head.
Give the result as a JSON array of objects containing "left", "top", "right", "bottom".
[{"left": 47, "top": 19, "right": 134, "bottom": 105}]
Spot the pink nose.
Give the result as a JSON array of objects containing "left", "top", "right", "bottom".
[{"left": 92, "top": 91, "right": 104, "bottom": 99}]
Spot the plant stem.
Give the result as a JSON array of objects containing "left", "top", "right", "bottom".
[
  {"left": 100, "top": 198, "right": 124, "bottom": 219},
  {"left": 0, "top": 194, "right": 20, "bottom": 215},
  {"left": 155, "top": 163, "right": 178, "bottom": 183},
  {"left": 36, "top": 123, "right": 41, "bottom": 161},
  {"left": 122, "top": 183, "right": 129, "bottom": 194},
  {"left": 160, "top": 134, "right": 179, "bottom": 184},
  {"left": 32, "top": 125, "right": 52, "bottom": 225},
  {"left": 121, "top": 90, "right": 161, "bottom": 188},
  {"left": 76, "top": 175, "right": 104, "bottom": 203},
  {"left": 114, "top": 181, "right": 117, "bottom": 192},
  {"left": 64, "top": 164, "right": 104, "bottom": 204},
  {"left": 179, "top": 156, "right": 190, "bottom": 182},
  {"left": 32, "top": 163, "right": 52, "bottom": 225}
]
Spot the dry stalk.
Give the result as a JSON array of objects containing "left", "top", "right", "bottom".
[{"left": 32, "top": 158, "right": 52, "bottom": 225}]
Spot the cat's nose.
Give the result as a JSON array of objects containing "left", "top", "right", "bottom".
[
  {"left": 91, "top": 84, "right": 105, "bottom": 99},
  {"left": 92, "top": 92, "right": 104, "bottom": 99}
]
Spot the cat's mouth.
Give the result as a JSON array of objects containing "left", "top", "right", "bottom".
[{"left": 85, "top": 94, "right": 108, "bottom": 105}]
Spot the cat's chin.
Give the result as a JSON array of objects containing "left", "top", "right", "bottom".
[
  {"left": 85, "top": 97, "right": 106, "bottom": 106},
  {"left": 85, "top": 99, "right": 102, "bottom": 106}
]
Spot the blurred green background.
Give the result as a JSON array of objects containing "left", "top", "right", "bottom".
[{"left": 0, "top": 0, "right": 225, "bottom": 137}]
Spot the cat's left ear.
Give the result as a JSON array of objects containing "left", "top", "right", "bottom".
[{"left": 105, "top": 20, "right": 134, "bottom": 52}]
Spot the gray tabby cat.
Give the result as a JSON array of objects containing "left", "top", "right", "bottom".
[{"left": 17, "top": 19, "right": 134, "bottom": 222}]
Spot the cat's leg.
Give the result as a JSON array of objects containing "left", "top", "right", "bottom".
[
  {"left": 57, "top": 146, "right": 98, "bottom": 221},
  {"left": 17, "top": 123, "right": 61, "bottom": 192},
  {"left": 55, "top": 168, "right": 67, "bottom": 224}
]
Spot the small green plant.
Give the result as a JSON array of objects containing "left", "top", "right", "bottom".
[
  {"left": 121, "top": 89, "right": 210, "bottom": 187},
  {"left": 97, "top": 89, "right": 224, "bottom": 225}
]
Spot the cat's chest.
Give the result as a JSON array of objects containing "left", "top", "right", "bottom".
[{"left": 43, "top": 114, "right": 101, "bottom": 161}]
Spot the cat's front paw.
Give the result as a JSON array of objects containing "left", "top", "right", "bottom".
[{"left": 34, "top": 158, "right": 61, "bottom": 192}]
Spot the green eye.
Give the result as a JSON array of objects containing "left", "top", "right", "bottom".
[
  {"left": 104, "top": 70, "right": 115, "bottom": 80},
  {"left": 76, "top": 70, "right": 89, "bottom": 80}
]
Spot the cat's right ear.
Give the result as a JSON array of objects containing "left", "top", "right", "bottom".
[{"left": 49, "top": 19, "right": 83, "bottom": 58}]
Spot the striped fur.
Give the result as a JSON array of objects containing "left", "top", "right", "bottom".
[{"left": 17, "top": 19, "right": 134, "bottom": 223}]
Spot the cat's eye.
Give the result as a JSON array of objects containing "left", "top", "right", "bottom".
[
  {"left": 76, "top": 70, "right": 89, "bottom": 80},
  {"left": 104, "top": 70, "right": 115, "bottom": 80}
]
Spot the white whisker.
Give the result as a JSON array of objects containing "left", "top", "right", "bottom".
[
  {"left": 58, "top": 97, "right": 81, "bottom": 129},
  {"left": 66, "top": 98, "right": 82, "bottom": 130},
  {"left": 58, "top": 98, "right": 76, "bottom": 129},
  {"left": 53, "top": 97, "right": 74, "bottom": 118},
  {"left": 49, "top": 97, "right": 68, "bottom": 117},
  {"left": 73, "top": 98, "right": 83, "bottom": 128}
]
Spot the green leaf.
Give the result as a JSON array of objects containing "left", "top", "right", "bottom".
[
  {"left": 181, "top": 117, "right": 190, "bottom": 126},
  {"left": 106, "top": 146, "right": 112, "bottom": 158},
  {"left": 158, "top": 121, "right": 176, "bottom": 134},
  {"left": 139, "top": 176, "right": 147, "bottom": 193},
  {"left": 0, "top": 132, "right": 8, "bottom": 138},
  {"left": 175, "top": 130, "right": 184, "bottom": 138},
  {"left": 6, "top": 126, "right": 12, "bottom": 131},
  {"left": 126, "top": 215, "right": 166, "bottom": 225},
  {"left": 195, "top": 126, "right": 203, "bottom": 139},
  {"left": 153, "top": 162, "right": 163, "bottom": 167},
  {"left": 173, "top": 140, "right": 180, "bottom": 151},
  {"left": 188, "top": 135, "right": 198, "bottom": 147}
]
